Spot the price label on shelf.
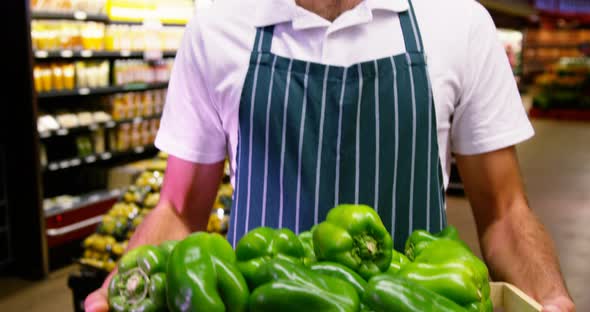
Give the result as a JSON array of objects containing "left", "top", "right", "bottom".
[
  {"left": 88, "top": 194, "right": 101, "bottom": 202},
  {"left": 70, "top": 159, "right": 82, "bottom": 167},
  {"left": 73, "top": 11, "right": 88, "bottom": 21},
  {"left": 48, "top": 163, "right": 59, "bottom": 171},
  {"left": 100, "top": 152, "right": 112, "bottom": 160},
  {"left": 35, "top": 51, "right": 48, "bottom": 58},
  {"left": 59, "top": 160, "right": 70, "bottom": 169},
  {"left": 105, "top": 121, "right": 116, "bottom": 128},
  {"left": 144, "top": 50, "right": 163, "bottom": 61},
  {"left": 88, "top": 124, "right": 99, "bottom": 131},
  {"left": 60, "top": 50, "right": 74, "bottom": 58},
  {"left": 133, "top": 117, "right": 142, "bottom": 124},
  {"left": 110, "top": 189, "right": 121, "bottom": 196},
  {"left": 78, "top": 88, "right": 90, "bottom": 95},
  {"left": 85, "top": 155, "right": 97, "bottom": 163},
  {"left": 81, "top": 50, "right": 93, "bottom": 58},
  {"left": 134, "top": 146, "right": 145, "bottom": 154},
  {"left": 39, "top": 131, "right": 50, "bottom": 138},
  {"left": 120, "top": 50, "right": 132, "bottom": 57},
  {"left": 56, "top": 129, "right": 69, "bottom": 136}
]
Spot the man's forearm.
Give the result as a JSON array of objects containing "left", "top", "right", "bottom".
[{"left": 480, "top": 199, "right": 569, "bottom": 301}]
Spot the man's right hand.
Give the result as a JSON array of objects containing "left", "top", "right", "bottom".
[
  {"left": 81, "top": 156, "right": 225, "bottom": 312},
  {"left": 84, "top": 287, "right": 109, "bottom": 312}
]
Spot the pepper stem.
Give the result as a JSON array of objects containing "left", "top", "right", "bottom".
[
  {"left": 122, "top": 267, "right": 150, "bottom": 305},
  {"left": 354, "top": 234, "right": 380, "bottom": 259}
]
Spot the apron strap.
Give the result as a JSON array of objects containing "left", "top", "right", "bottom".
[
  {"left": 398, "top": 0, "right": 424, "bottom": 54},
  {"left": 253, "top": 25, "right": 276, "bottom": 53}
]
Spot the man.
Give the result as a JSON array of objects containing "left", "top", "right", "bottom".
[{"left": 86, "top": 0, "right": 575, "bottom": 311}]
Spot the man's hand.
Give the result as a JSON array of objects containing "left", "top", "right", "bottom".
[
  {"left": 455, "top": 147, "right": 574, "bottom": 311},
  {"left": 542, "top": 295, "right": 576, "bottom": 312},
  {"left": 83, "top": 156, "right": 225, "bottom": 311},
  {"left": 84, "top": 286, "right": 108, "bottom": 312}
]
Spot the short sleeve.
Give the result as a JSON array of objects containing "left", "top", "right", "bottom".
[
  {"left": 155, "top": 17, "right": 227, "bottom": 164},
  {"left": 450, "top": 3, "right": 534, "bottom": 155}
]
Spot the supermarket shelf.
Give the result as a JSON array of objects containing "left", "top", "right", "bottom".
[
  {"left": 525, "top": 43, "right": 585, "bottom": 49},
  {"left": 44, "top": 188, "right": 122, "bottom": 218},
  {"left": 37, "top": 82, "right": 168, "bottom": 99},
  {"left": 529, "top": 107, "right": 590, "bottom": 121},
  {"left": 34, "top": 50, "right": 176, "bottom": 60},
  {"left": 479, "top": 0, "right": 537, "bottom": 19},
  {"left": 30, "top": 11, "right": 187, "bottom": 27},
  {"left": 39, "top": 114, "right": 162, "bottom": 139},
  {"left": 44, "top": 144, "right": 158, "bottom": 172},
  {"left": 31, "top": 10, "right": 109, "bottom": 22},
  {"left": 109, "top": 20, "right": 187, "bottom": 27}
]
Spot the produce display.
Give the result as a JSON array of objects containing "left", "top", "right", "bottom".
[
  {"left": 80, "top": 158, "right": 232, "bottom": 273},
  {"left": 533, "top": 57, "right": 590, "bottom": 110},
  {"left": 107, "top": 204, "right": 493, "bottom": 312}
]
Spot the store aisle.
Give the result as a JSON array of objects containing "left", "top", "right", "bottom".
[
  {"left": 0, "top": 119, "right": 588, "bottom": 312},
  {"left": 448, "top": 119, "right": 590, "bottom": 311}
]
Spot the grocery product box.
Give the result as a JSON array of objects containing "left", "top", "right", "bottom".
[{"left": 490, "top": 282, "right": 542, "bottom": 312}]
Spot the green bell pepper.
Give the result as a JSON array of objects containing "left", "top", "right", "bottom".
[
  {"left": 464, "top": 298, "right": 493, "bottom": 312},
  {"left": 108, "top": 244, "right": 168, "bottom": 312},
  {"left": 397, "top": 261, "right": 483, "bottom": 305},
  {"left": 413, "top": 238, "right": 490, "bottom": 298},
  {"left": 167, "top": 232, "right": 249, "bottom": 312},
  {"left": 313, "top": 204, "right": 393, "bottom": 279},
  {"left": 249, "top": 259, "right": 360, "bottom": 312},
  {"left": 363, "top": 274, "right": 467, "bottom": 312},
  {"left": 310, "top": 262, "right": 367, "bottom": 296},
  {"left": 386, "top": 248, "right": 410, "bottom": 275},
  {"left": 405, "top": 226, "right": 466, "bottom": 260},
  {"left": 235, "top": 226, "right": 305, "bottom": 286},
  {"left": 298, "top": 230, "right": 317, "bottom": 266}
]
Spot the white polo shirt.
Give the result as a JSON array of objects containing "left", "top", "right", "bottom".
[{"left": 155, "top": 0, "right": 535, "bottom": 188}]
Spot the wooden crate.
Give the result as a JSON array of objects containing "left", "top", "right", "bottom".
[{"left": 491, "top": 282, "right": 542, "bottom": 312}]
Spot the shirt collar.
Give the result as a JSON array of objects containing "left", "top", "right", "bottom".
[{"left": 253, "top": 0, "right": 409, "bottom": 30}]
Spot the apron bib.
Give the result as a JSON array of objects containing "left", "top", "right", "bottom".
[{"left": 229, "top": 0, "right": 446, "bottom": 251}]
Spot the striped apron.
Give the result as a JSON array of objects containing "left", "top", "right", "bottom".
[{"left": 228, "top": 0, "right": 446, "bottom": 251}]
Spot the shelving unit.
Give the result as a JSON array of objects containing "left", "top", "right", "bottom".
[
  {"left": 37, "top": 82, "right": 168, "bottom": 99},
  {"left": 34, "top": 50, "right": 176, "bottom": 60},
  {"left": 39, "top": 114, "right": 162, "bottom": 139},
  {"left": 30, "top": 10, "right": 186, "bottom": 27},
  {"left": 44, "top": 145, "right": 157, "bottom": 172},
  {"left": 31, "top": 10, "right": 109, "bottom": 22}
]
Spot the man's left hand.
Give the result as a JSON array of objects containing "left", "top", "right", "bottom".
[{"left": 542, "top": 295, "right": 575, "bottom": 312}]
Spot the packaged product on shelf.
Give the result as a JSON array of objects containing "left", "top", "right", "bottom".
[
  {"left": 76, "top": 135, "right": 93, "bottom": 157},
  {"left": 113, "top": 59, "right": 173, "bottom": 85},
  {"left": 51, "top": 63, "right": 65, "bottom": 90},
  {"left": 75, "top": 60, "right": 109, "bottom": 88},
  {"left": 92, "top": 128, "right": 106, "bottom": 153},
  {"left": 92, "top": 111, "right": 112, "bottom": 123},
  {"left": 32, "top": 0, "right": 107, "bottom": 14},
  {"left": 117, "top": 124, "right": 131, "bottom": 151},
  {"left": 77, "top": 111, "right": 94, "bottom": 126},
  {"left": 129, "top": 124, "right": 141, "bottom": 148},
  {"left": 37, "top": 115, "right": 61, "bottom": 132},
  {"left": 57, "top": 113, "right": 80, "bottom": 128}
]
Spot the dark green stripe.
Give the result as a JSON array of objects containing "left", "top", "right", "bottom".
[
  {"left": 376, "top": 57, "right": 396, "bottom": 237},
  {"left": 398, "top": 10, "right": 419, "bottom": 52},
  {"left": 264, "top": 57, "right": 289, "bottom": 229},
  {"left": 392, "top": 57, "right": 413, "bottom": 251},
  {"left": 299, "top": 64, "right": 326, "bottom": 232},
  {"left": 338, "top": 76, "right": 360, "bottom": 205},
  {"left": 281, "top": 61, "right": 306, "bottom": 231},
  {"left": 247, "top": 53, "right": 274, "bottom": 231},
  {"left": 411, "top": 64, "right": 430, "bottom": 232},
  {"left": 317, "top": 70, "right": 343, "bottom": 222},
  {"left": 358, "top": 62, "right": 377, "bottom": 207}
]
